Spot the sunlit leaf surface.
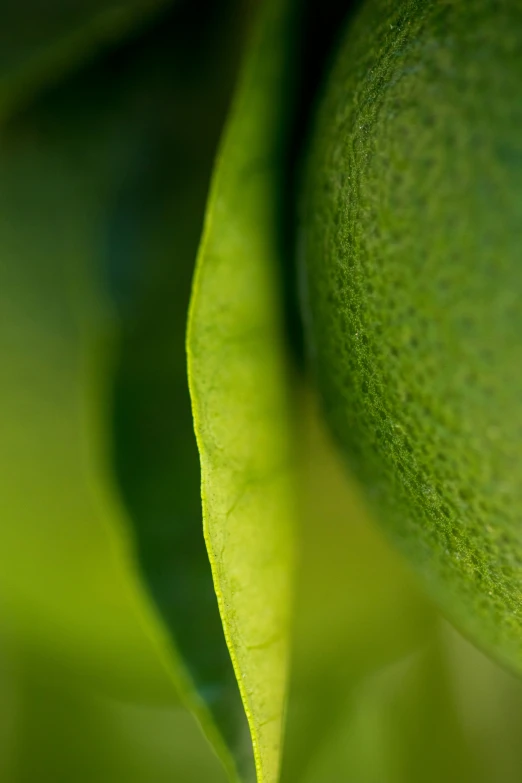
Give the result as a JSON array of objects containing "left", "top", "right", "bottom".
[{"left": 187, "top": 1, "right": 298, "bottom": 781}]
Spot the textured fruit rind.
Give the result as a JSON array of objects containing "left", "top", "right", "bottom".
[{"left": 302, "top": 0, "right": 522, "bottom": 673}]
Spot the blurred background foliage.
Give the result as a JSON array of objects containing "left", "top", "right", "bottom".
[{"left": 3, "top": 0, "right": 522, "bottom": 781}]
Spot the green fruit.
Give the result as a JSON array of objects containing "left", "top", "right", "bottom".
[{"left": 301, "top": 0, "right": 522, "bottom": 672}]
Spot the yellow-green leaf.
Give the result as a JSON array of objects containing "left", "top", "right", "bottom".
[{"left": 187, "top": 2, "right": 298, "bottom": 782}]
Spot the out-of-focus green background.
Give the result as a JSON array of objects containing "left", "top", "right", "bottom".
[
  {"left": 3, "top": 1, "right": 522, "bottom": 782},
  {"left": 5, "top": 390, "right": 522, "bottom": 783}
]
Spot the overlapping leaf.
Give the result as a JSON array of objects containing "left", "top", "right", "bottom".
[
  {"left": 0, "top": 5, "right": 254, "bottom": 779},
  {"left": 187, "top": 1, "right": 298, "bottom": 781}
]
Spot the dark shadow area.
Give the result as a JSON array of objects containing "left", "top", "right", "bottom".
[
  {"left": 106, "top": 3, "right": 257, "bottom": 778},
  {"left": 277, "top": 0, "right": 363, "bottom": 369}
]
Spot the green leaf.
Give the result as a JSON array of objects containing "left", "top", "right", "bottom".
[
  {"left": 0, "top": 0, "right": 173, "bottom": 120},
  {"left": 301, "top": 0, "right": 522, "bottom": 674},
  {"left": 0, "top": 59, "right": 178, "bottom": 700},
  {"left": 187, "top": 1, "right": 298, "bottom": 781},
  {"left": 0, "top": 8, "right": 253, "bottom": 779}
]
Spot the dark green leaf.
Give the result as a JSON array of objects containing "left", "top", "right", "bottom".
[{"left": 0, "top": 6, "right": 252, "bottom": 778}]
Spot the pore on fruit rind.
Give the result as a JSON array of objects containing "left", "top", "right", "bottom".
[{"left": 301, "top": 0, "right": 522, "bottom": 673}]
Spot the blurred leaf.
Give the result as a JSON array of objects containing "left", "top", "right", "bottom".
[
  {"left": 298, "top": 620, "right": 522, "bottom": 783},
  {"left": 109, "top": 3, "right": 258, "bottom": 780},
  {"left": 1, "top": 643, "right": 228, "bottom": 783},
  {"left": 0, "top": 56, "right": 177, "bottom": 698},
  {"left": 186, "top": 1, "right": 298, "bottom": 781},
  {"left": 282, "top": 390, "right": 436, "bottom": 781},
  {"left": 0, "top": 4, "right": 254, "bottom": 776},
  {"left": 440, "top": 623, "right": 522, "bottom": 783},
  {"left": 0, "top": 0, "right": 174, "bottom": 120},
  {"left": 301, "top": 631, "right": 477, "bottom": 783}
]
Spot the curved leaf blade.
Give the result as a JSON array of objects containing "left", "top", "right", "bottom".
[
  {"left": 0, "top": 12, "right": 253, "bottom": 778},
  {"left": 187, "top": 2, "right": 298, "bottom": 781}
]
